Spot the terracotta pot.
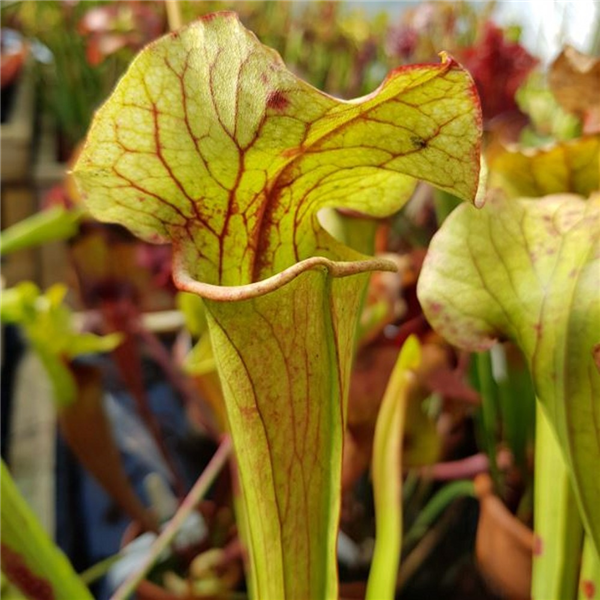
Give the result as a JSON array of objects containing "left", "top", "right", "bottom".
[{"left": 474, "top": 473, "right": 533, "bottom": 600}]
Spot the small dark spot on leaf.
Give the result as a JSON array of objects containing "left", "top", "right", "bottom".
[
  {"left": 592, "top": 344, "right": 600, "bottom": 374},
  {"left": 533, "top": 534, "right": 543, "bottom": 556},
  {"left": 267, "top": 90, "right": 289, "bottom": 111},
  {"left": 411, "top": 135, "right": 427, "bottom": 149}
]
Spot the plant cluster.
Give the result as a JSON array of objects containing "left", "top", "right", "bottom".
[{"left": 0, "top": 3, "right": 598, "bottom": 600}]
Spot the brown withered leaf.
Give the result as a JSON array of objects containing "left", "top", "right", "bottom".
[{"left": 549, "top": 46, "right": 600, "bottom": 129}]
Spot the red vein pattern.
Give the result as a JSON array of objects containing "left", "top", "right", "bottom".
[
  {"left": 73, "top": 13, "right": 483, "bottom": 600},
  {"left": 74, "top": 12, "right": 481, "bottom": 289}
]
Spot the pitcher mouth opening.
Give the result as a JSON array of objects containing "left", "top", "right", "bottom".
[{"left": 172, "top": 251, "right": 398, "bottom": 303}]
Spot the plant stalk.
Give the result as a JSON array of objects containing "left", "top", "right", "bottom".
[
  {"left": 102, "top": 300, "right": 187, "bottom": 497},
  {"left": 475, "top": 351, "right": 501, "bottom": 491},
  {"left": 578, "top": 536, "right": 600, "bottom": 599},
  {"left": 366, "top": 336, "right": 420, "bottom": 600},
  {"left": 0, "top": 207, "right": 81, "bottom": 256},
  {"left": 532, "top": 403, "right": 583, "bottom": 600},
  {"left": 165, "top": 0, "right": 182, "bottom": 32},
  {"left": 80, "top": 553, "right": 124, "bottom": 586},
  {"left": 111, "top": 436, "right": 232, "bottom": 600},
  {"left": 199, "top": 267, "right": 373, "bottom": 600},
  {"left": 402, "top": 480, "right": 476, "bottom": 551}
]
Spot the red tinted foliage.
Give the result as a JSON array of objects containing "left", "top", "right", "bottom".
[
  {"left": 459, "top": 22, "right": 537, "bottom": 121},
  {"left": 1, "top": 544, "right": 54, "bottom": 600}
]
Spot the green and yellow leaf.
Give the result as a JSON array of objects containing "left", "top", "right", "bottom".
[
  {"left": 74, "top": 12, "right": 481, "bottom": 293},
  {"left": 418, "top": 192, "right": 600, "bottom": 557},
  {"left": 487, "top": 134, "right": 599, "bottom": 198},
  {"left": 1, "top": 461, "right": 93, "bottom": 600},
  {"left": 72, "top": 12, "right": 482, "bottom": 599}
]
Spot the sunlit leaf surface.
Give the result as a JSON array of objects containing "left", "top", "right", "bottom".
[
  {"left": 73, "top": 12, "right": 482, "bottom": 599},
  {"left": 488, "top": 135, "right": 599, "bottom": 198},
  {"left": 418, "top": 192, "right": 600, "bottom": 556},
  {"left": 74, "top": 12, "right": 481, "bottom": 291}
]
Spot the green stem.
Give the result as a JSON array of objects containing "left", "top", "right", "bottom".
[
  {"left": 532, "top": 403, "right": 583, "bottom": 600},
  {"left": 493, "top": 344, "right": 535, "bottom": 482},
  {"left": 0, "top": 207, "right": 81, "bottom": 256},
  {"left": 366, "top": 337, "right": 420, "bottom": 600},
  {"left": 402, "top": 480, "right": 475, "bottom": 551},
  {"left": 475, "top": 352, "right": 501, "bottom": 491},
  {"left": 578, "top": 536, "right": 600, "bottom": 600},
  {"left": 111, "top": 437, "right": 232, "bottom": 600},
  {"left": 230, "top": 460, "right": 256, "bottom": 600},
  {"left": 165, "top": 0, "right": 182, "bottom": 32},
  {"left": 80, "top": 553, "right": 123, "bottom": 586}
]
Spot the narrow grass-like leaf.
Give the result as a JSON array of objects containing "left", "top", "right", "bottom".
[
  {"left": 0, "top": 207, "right": 81, "bottom": 256},
  {"left": 1, "top": 461, "right": 93, "bottom": 600},
  {"left": 367, "top": 335, "right": 420, "bottom": 600}
]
